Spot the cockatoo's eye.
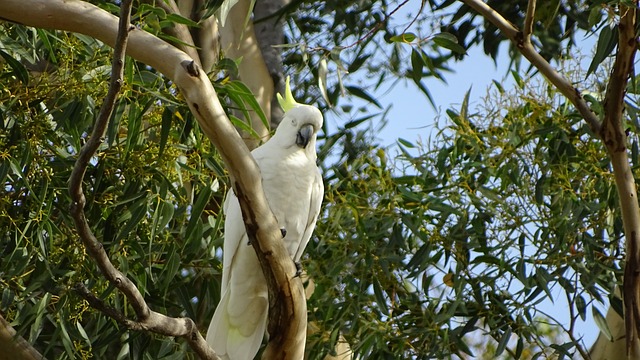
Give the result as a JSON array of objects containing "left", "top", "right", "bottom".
[{"left": 291, "top": 119, "right": 297, "bottom": 126}]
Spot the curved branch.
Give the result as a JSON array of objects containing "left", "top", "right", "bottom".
[
  {"left": 0, "top": 0, "right": 305, "bottom": 358},
  {"left": 460, "top": 0, "right": 602, "bottom": 134},
  {"left": 63, "top": 1, "right": 218, "bottom": 359}
]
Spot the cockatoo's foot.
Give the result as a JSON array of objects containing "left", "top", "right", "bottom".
[
  {"left": 280, "top": 227, "right": 287, "bottom": 238},
  {"left": 294, "top": 261, "right": 303, "bottom": 277}
]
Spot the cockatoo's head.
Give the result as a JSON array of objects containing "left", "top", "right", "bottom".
[{"left": 273, "top": 77, "right": 323, "bottom": 153}]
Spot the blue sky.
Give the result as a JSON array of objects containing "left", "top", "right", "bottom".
[{"left": 365, "top": 16, "right": 603, "bottom": 354}]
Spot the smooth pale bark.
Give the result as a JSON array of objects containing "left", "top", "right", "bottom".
[
  {"left": 0, "top": 315, "right": 45, "bottom": 360},
  {"left": 460, "top": 1, "right": 640, "bottom": 358},
  {"left": 601, "top": 7, "right": 640, "bottom": 358},
  {"left": 0, "top": 1, "right": 306, "bottom": 358},
  {"left": 220, "top": 0, "right": 274, "bottom": 149}
]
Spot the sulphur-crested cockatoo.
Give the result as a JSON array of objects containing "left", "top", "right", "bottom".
[{"left": 206, "top": 77, "right": 324, "bottom": 360}]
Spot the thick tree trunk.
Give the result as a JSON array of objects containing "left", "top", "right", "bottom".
[{"left": 254, "top": 0, "right": 287, "bottom": 128}]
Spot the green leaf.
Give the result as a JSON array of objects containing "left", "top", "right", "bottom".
[
  {"left": 161, "top": 245, "right": 181, "bottom": 290},
  {"left": 0, "top": 49, "right": 28, "bottom": 84},
  {"left": 432, "top": 32, "right": 466, "bottom": 55},
  {"left": 225, "top": 80, "right": 269, "bottom": 131},
  {"left": 345, "top": 85, "right": 382, "bottom": 108},
  {"left": 592, "top": 306, "right": 613, "bottom": 341},
  {"left": 495, "top": 328, "right": 511, "bottom": 356},
  {"left": 185, "top": 182, "right": 213, "bottom": 241},
  {"left": 575, "top": 295, "right": 587, "bottom": 321},
  {"left": 389, "top": 32, "right": 417, "bottom": 43},
  {"left": 587, "top": 25, "right": 617, "bottom": 77},
  {"left": 588, "top": 7, "right": 603, "bottom": 28},
  {"left": 534, "top": 0, "right": 560, "bottom": 28},
  {"left": 410, "top": 48, "right": 424, "bottom": 83},
  {"left": 165, "top": 13, "right": 201, "bottom": 27},
  {"left": 219, "top": 0, "right": 240, "bottom": 26},
  {"left": 318, "top": 58, "right": 331, "bottom": 106},
  {"left": 398, "top": 138, "right": 415, "bottom": 148},
  {"left": 159, "top": 107, "right": 173, "bottom": 158},
  {"left": 372, "top": 278, "right": 389, "bottom": 314}
]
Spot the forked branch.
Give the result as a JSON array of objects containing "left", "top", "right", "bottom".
[
  {"left": 460, "top": 0, "right": 602, "bottom": 133},
  {"left": 0, "top": 0, "right": 306, "bottom": 358},
  {"left": 65, "top": 1, "right": 218, "bottom": 359}
]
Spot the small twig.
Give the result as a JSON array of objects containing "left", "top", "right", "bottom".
[
  {"left": 460, "top": 0, "right": 602, "bottom": 134},
  {"left": 67, "top": 1, "right": 219, "bottom": 359},
  {"left": 523, "top": 0, "right": 536, "bottom": 41},
  {"left": 401, "top": 0, "right": 426, "bottom": 35},
  {"left": 342, "top": 0, "right": 411, "bottom": 50},
  {"left": 564, "top": 287, "right": 591, "bottom": 359},
  {"left": 74, "top": 283, "right": 143, "bottom": 331}
]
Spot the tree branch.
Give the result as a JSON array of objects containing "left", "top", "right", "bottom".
[
  {"left": 0, "top": 0, "right": 306, "bottom": 357},
  {"left": 0, "top": 314, "right": 45, "bottom": 360},
  {"left": 523, "top": 0, "right": 535, "bottom": 41},
  {"left": 63, "top": 1, "right": 216, "bottom": 358},
  {"left": 460, "top": 0, "right": 602, "bottom": 134},
  {"left": 603, "top": 7, "right": 640, "bottom": 357}
]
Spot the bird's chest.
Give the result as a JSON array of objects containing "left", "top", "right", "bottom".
[{"left": 260, "top": 158, "right": 314, "bottom": 253}]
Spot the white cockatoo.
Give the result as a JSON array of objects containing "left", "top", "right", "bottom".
[{"left": 206, "top": 77, "right": 324, "bottom": 360}]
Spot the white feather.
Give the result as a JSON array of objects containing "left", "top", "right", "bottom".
[{"left": 206, "top": 104, "right": 324, "bottom": 359}]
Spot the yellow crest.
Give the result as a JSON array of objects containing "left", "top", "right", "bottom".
[{"left": 277, "top": 76, "right": 299, "bottom": 112}]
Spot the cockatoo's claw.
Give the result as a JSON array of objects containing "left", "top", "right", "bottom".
[
  {"left": 294, "top": 261, "right": 303, "bottom": 277},
  {"left": 280, "top": 228, "right": 287, "bottom": 238}
]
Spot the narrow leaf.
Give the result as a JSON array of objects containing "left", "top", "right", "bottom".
[
  {"left": 592, "top": 307, "right": 613, "bottom": 341},
  {"left": 345, "top": 85, "right": 382, "bottom": 108}
]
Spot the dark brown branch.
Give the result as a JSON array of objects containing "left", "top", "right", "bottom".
[
  {"left": 74, "top": 283, "right": 143, "bottom": 331},
  {"left": 66, "top": 2, "right": 219, "bottom": 359},
  {"left": 460, "top": 0, "right": 602, "bottom": 134},
  {"left": 67, "top": 0, "right": 149, "bottom": 320}
]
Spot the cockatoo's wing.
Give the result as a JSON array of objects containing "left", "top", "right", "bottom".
[
  {"left": 294, "top": 168, "right": 324, "bottom": 262},
  {"left": 206, "top": 191, "right": 268, "bottom": 360},
  {"left": 219, "top": 191, "right": 244, "bottom": 294}
]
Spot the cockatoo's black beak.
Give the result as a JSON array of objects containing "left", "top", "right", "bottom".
[{"left": 296, "top": 124, "right": 314, "bottom": 148}]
